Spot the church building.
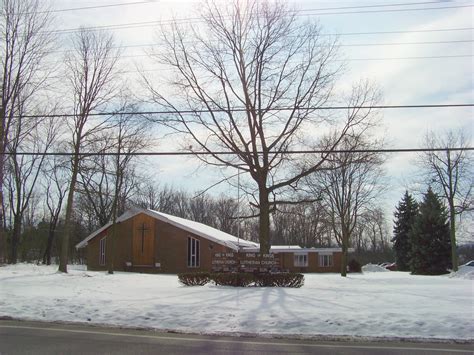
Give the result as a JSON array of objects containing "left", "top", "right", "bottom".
[{"left": 76, "top": 208, "right": 345, "bottom": 273}]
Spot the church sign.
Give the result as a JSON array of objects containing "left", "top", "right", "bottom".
[{"left": 212, "top": 252, "right": 280, "bottom": 272}]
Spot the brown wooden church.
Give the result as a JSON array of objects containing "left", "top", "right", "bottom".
[{"left": 76, "top": 208, "right": 345, "bottom": 273}]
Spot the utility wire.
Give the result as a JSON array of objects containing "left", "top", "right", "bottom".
[
  {"left": 40, "top": 1, "right": 156, "bottom": 13},
  {"left": 332, "top": 27, "right": 473, "bottom": 37},
  {"left": 346, "top": 54, "right": 473, "bottom": 61},
  {"left": 17, "top": 103, "right": 474, "bottom": 119},
  {"left": 46, "top": 1, "right": 445, "bottom": 14},
  {"left": 304, "top": 4, "right": 473, "bottom": 16},
  {"left": 51, "top": 5, "right": 474, "bottom": 34},
  {"left": 116, "top": 52, "right": 474, "bottom": 62},
  {"left": 47, "top": 52, "right": 467, "bottom": 69},
  {"left": 52, "top": 39, "right": 474, "bottom": 55},
  {"left": 298, "top": 1, "right": 459, "bottom": 12},
  {"left": 4, "top": 147, "right": 474, "bottom": 157}
]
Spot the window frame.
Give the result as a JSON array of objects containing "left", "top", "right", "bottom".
[
  {"left": 187, "top": 236, "right": 200, "bottom": 268},
  {"left": 294, "top": 253, "right": 308, "bottom": 267},
  {"left": 99, "top": 236, "right": 107, "bottom": 266},
  {"left": 319, "top": 254, "right": 333, "bottom": 267}
]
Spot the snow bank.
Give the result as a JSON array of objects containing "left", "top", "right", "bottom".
[
  {"left": 0, "top": 264, "right": 472, "bottom": 341},
  {"left": 449, "top": 265, "right": 474, "bottom": 280},
  {"left": 361, "top": 263, "right": 389, "bottom": 272}
]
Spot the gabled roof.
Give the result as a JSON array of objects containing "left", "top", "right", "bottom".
[{"left": 75, "top": 208, "right": 259, "bottom": 251}]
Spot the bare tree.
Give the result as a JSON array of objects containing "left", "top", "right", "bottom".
[
  {"left": 212, "top": 195, "right": 240, "bottom": 235},
  {"left": 107, "top": 105, "right": 149, "bottom": 274},
  {"left": 0, "top": 0, "right": 55, "bottom": 262},
  {"left": 134, "top": 180, "right": 162, "bottom": 210},
  {"left": 59, "top": 29, "right": 121, "bottom": 273},
  {"left": 145, "top": 0, "right": 379, "bottom": 253},
  {"left": 360, "top": 208, "right": 390, "bottom": 253},
  {"left": 272, "top": 201, "right": 332, "bottom": 247},
  {"left": 42, "top": 154, "right": 69, "bottom": 265},
  {"left": 77, "top": 149, "right": 116, "bottom": 227},
  {"left": 5, "top": 109, "right": 57, "bottom": 263},
  {"left": 420, "top": 130, "right": 473, "bottom": 271},
  {"left": 305, "top": 135, "right": 384, "bottom": 276}
]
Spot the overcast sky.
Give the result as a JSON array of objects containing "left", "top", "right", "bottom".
[{"left": 49, "top": 0, "right": 473, "bottom": 240}]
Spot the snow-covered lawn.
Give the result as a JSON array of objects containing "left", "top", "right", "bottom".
[{"left": 0, "top": 264, "right": 472, "bottom": 341}]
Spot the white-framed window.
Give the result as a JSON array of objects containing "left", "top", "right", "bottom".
[
  {"left": 187, "top": 236, "right": 200, "bottom": 267},
  {"left": 99, "top": 237, "right": 107, "bottom": 266},
  {"left": 319, "top": 254, "right": 333, "bottom": 267},
  {"left": 294, "top": 253, "right": 308, "bottom": 267}
]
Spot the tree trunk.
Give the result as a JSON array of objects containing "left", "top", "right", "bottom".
[
  {"left": 446, "top": 151, "right": 458, "bottom": 272},
  {"left": 258, "top": 185, "right": 271, "bottom": 254},
  {"left": 10, "top": 214, "right": 21, "bottom": 264},
  {"left": 58, "top": 152, "right": 80, "bottom": 273},
  {"left": 42, "top": 224, "right": 56, "bottom": 265},
  {"left": 449, "top": 200, "right": 458, "bottom": 271},
  {"left": 108, "top": 215, "right": 116, "bottom": 274},
  {"left": 0, "top": 107, "right": 5, "bottom": 263},
  {"left": 341, "top": 232, "right": 349, "bottom": 277}
]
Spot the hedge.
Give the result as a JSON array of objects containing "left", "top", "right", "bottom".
[
  {"left": 254, "top": 273, "right": 304, "bottom": 288},
  {"left": 177, "top": 272, "right": 304, "bottom": 288},
  {"left": 212, "top": 272, "right": 255, "bottom": 287},
  {"left": 177, "top": 272, "right": 211, "bottom": 286}
]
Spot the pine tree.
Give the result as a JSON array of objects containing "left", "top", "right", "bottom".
[
  {"left": 409, "top": 187, "right": 451, "bottom": 275},
  {"left": 392, "top": 191, "right": 418, "bottom": 271}
]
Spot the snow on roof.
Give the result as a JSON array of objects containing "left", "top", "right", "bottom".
[
  {"left": 240, "top": 245, "right": 345, "bottom": 253},
  {"left": 146, "top": 209, "right": 258, "bottom": 250},
  {"left": 75, "top": 208, "right": 259, "bottom": 251},
  {"left": 271, "top": 245, "right": 302, "bottom": 250}
]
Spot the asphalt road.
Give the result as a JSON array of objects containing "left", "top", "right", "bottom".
[{"left": 0, "top": 320, "right": 472, "bottom": 355}]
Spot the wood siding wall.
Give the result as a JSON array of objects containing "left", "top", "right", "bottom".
[{"left": 86, "top": 213, "right": 232, "bottom": 273}]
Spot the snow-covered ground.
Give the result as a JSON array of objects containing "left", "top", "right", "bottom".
[{"left": 0, "top": 264, "right": 472, "bottom": 341}]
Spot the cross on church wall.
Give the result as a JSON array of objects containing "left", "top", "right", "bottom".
[{"left": 137, "top": 222, "right": 149, "bottom": 254}]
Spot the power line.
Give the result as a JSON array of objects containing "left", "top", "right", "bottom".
[
  {"left": 4, "top": 147, "right": 474, "bottom": 157},
  {"left": 332, "top": 27, "right": 473, "bottom": 36},
  {"left": 50, "top": 5, "right": 474, "bottom": 34},
  {"left": 346, "top": 54, "right": 473, "bottom": 61},
  {"left": 116, "top": 52, "right": 473, "bottom": 62},
  {"left": 44, "top": 52, "right": 473, "bottom": 70},
  {"left": 52, "top": 38, "right": 474, "bottom": 54},
  {"left": 299, "top": 1, "right": 448, "bottom": 12},
  {"left": 18, "top": 103, "right": 474, "bottom": 119},
  {"left": 41, "top": 1, "right": 155, "bottom": 13},
  {"left": 47, "top": 1, "right": 444, "bottom": 14},
  {"left": 339, "top": 39, "right": 474, "bottom": 47},
  {"left": 304, "top": 4, "right": 473, "bottom": 16}
]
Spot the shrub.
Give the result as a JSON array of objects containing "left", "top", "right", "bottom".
[
  {"left": 178, "top": 272, "right": 211, "bottom": 286},
  {"left": 348, "top": 259, "right": 362, "bottom": 273},
  {"left": 210, "top": 272, "right": 304, "bottom": 288},
  {"left": 254, "top": 273, "right": 304, "bottom": 288},
  {"left": 178, "top": 272, "right": 305, "bottom": 288},
  {"left": 211, "top": 272, "right": 254, "bottom": 287}
]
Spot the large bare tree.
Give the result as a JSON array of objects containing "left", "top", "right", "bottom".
[
  {"left": 420, "top": 130, "right": 472, "bottom": 271},
  {"left": 59, "top": 29, "right": 121, "bottom": 273},
  {"left": 146, "top": 0, "right": 379, "bottom": 253},
  {"left": 0, "top": 0, "right": 55, "bottom": 262}
]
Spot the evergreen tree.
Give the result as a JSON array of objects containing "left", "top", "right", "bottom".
[
  {"left": 409, "top": 187, "right": 451, "bottom": 275},
  {"left": 392, "top": 191, "right": 418, "bottom": 271}
]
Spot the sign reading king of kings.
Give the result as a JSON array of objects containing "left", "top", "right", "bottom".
[{"left": 212, "top": 252, "right": 280, "bottom": 272}]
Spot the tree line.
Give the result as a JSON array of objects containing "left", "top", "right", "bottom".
[{"left": 1, "top": 0, "right": 471, "bottom": 275}]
